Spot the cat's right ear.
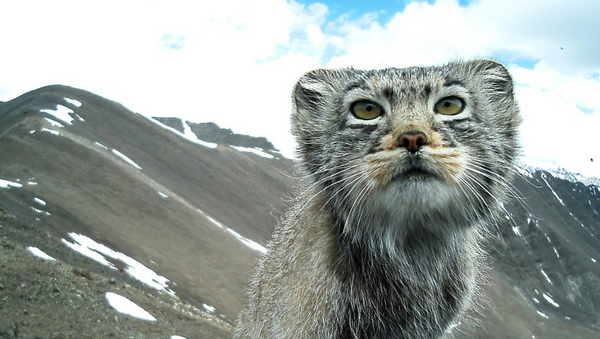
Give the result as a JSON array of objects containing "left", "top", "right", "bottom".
[
  {"left": 291, "top": 69, "right": 352, "bottom": 136},
  {"left": 293, "top": 69, "right": 351, "bottom": 110}
]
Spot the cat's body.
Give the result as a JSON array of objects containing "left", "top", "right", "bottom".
[{"left": 234, "top": 60, "right": 521, "bottom": 339}]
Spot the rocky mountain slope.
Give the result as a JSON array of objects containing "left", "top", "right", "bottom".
[{"left": 1, "top": 85, "right": 599, "bottom": 338}]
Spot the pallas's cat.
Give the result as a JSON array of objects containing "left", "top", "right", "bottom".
[{"left": 234, "top": 59, "right": 521, "bottom": 339}]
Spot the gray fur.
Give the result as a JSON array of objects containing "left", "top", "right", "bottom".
[{"left": 234, "top": 59, "right": 521, "bottom": 339}]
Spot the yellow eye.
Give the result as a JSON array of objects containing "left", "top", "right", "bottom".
[
  {"left": 351, "top": 100, "right": 383, "bottom": 120},
  {"left": 434, "top": 96, "right": 465, "bottom": 115}
]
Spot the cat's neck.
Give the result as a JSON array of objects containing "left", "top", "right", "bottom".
[
  {"left": 327, "top": 208, "right": 479, "bottom": 339},
  {"left": 335, "top": 213, "right": 477, "bottom": 268}
]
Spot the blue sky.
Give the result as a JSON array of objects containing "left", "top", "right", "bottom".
[
  {"left": 1, "top": 0, "right": 599, "bottom": 177},
  {"left": 299, "top": 0, "right": 474, "bottom": 21},
  {"left": 303, "top": 0, "right": 407, "bottom": 22}
]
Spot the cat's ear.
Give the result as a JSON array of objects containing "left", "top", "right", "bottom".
[
  {"left": 467, "top": 59, "right": 515, "bottom": 96},
  {"left": 467, "top": 59, "right": 522, "bottom": 135},
  {"left": 292, "top": 68, "right": 352, "bottom": 112},
  {"left": 291, "top": 68, "right": 353, "bottom": 136}
]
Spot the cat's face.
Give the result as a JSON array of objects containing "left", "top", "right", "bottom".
[{"left": 292, "top": 60, "right": 521, "bottom": 232}]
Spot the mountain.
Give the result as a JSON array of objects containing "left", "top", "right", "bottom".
[
  {"left": 0, "top": 85, "right": 293, "bottom": 337},
  {"left": 152, "top": 118, "right": 279, "bottom": 154},
  {"left": 1, "top": 85, "right": 599, "bottom": 338}
]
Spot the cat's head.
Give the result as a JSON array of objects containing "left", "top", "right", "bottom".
[{"left": 291, "top": 60, "right": 521, "bottom": 233}]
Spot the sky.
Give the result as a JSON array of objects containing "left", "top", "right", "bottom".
[{"left": 1, "top": 0, "right": 599, "bottom": 178}]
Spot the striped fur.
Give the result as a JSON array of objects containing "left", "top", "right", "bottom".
[{"left": 234, "top": 59, "right": 521, "bottom": 339}]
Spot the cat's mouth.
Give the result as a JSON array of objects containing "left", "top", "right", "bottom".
[
  {"left": 392, "top": 166, "right": 438, "bottom": 182},
  {"left": 366, "top": 153, "right": 444, "bottom": 186}
]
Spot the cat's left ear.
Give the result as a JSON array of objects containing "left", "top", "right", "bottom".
[
  {"left": 468, "top": 59, "right": 515, "bottom": 97},
  {"left": 467, "top": 59, "right": 522, "bottom": 133}
]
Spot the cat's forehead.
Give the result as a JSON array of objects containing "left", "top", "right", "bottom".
[
  {"left": 341, "top": 66, "right": 454, "bottom": 101},
  {"left": 360, "top": 66, "right": 447, "bottom": 88}
]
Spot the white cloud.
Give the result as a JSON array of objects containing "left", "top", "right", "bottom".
[
  {"left": 326, "top": 0, "right": 490, "bottom": 69},
  {"left": 467, "top": 0, "right": 600, "bottom": 74},
  {"left": 513, "top": 64, "right": 600, "bottom": 177},
  {"left": 1, "top": 0, "right": 599, "bottom": 176}
]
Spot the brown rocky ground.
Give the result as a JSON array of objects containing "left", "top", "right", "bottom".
[{"left": 0, "top": 211, "right": 232, "bottom": 339}]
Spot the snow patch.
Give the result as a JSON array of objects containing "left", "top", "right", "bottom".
[
  {"left": 537, "top": 310, "right": 549, "bottom": 319},
  {"left": 199, "top": 210, "right": 267, "bottom": 253},
  {"left": 541, "top": 269, "right": 553, "bottom": 285},
  {"left": 41, "top": 128, "right": 60, "bottom": 135},
  {"left": 95, "top": 142, "right": 109, "bottom": 150},
  {"left": 63, "top": 233, "right": 175, "bottom": 296},
  {"left": 31, "top": 207, "right": 51, "bottom": 216},
  {"left": 205, "top": 215, "right": 225, "bottom": 229},
  {"left": 158, "top": 192, "right": 168, "bottom": 198},
  {"left": 27, "top": 246, "right": 55, "bottom": 261},
  {"left": 202, "top": 303, "right": 216, "bottom": 313},
  {"left": 543, "top": 293, "right": 559, "bottom": 307},
  {"left": 541, "top": 173, "right": 565, "bottom": 206},
  {"left": 226, "top": 227, "right": 268, "bottom": 254},
  {"left": 62, "top": 236, "right": 114, "bottom": 267},
  {"left": 0, "top": 179, "right": 23, "bottom": 189},
  {"left": 44, "top": 117, "right": 64, "bottom": 128},
  {"left": 182, "top": 120, "right": 218, "bottom": 149},
  {"left": 34, "top": 197, "right": 46, "bottom": 206},
  {"left": 532, "top": 298, "right": 540, "bottom": 304},
  {"left": 144, "top": 116, "right": 218, "bottom": 149},
  {"left": 592, "top": 258, "right": 597, "bottom": 263},
  {"left": 112, "top": 149, "right": 142, "bottom": 170},
  {"left": 231, "top": 145, "right": 275, "bottom": 159},
  {"left": 40, "top": 105, "right": 75, "bottom": 125},
  {"left": 105, "top": 292, "right": 156, "bottom": 321},
  {"left": 516, "top": 166, "right": 533, "bottom": 178},
  {"left": 64, "top": 97, "right": 82, "bottom": 107},
  {"left": 171, "top": 336, "right": 188, "bottom": 339}
]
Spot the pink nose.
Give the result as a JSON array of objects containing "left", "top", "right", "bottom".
[{"left": 398, "top": 132, "right": 428, "bottom": 153}]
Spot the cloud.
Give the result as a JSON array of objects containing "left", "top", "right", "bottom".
[
  {"left": 512, "top": 64, "right": 600, "bottom": 177},
  {"left": 0, "top": 0, "right": 598, "bottom": 176},
  {"left": 468, "top": 0, "right": 600, "bottom": 75},
  {"left": 161, "top": 34, "right": 186, "bottom": 50}
]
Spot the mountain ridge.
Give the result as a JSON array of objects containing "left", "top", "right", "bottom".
[
  {"left": 519, "top": 164, "right": 600, "bottom": 187},
  {"left": 153, "top": 118, "right": 280, "bottom": 155}
]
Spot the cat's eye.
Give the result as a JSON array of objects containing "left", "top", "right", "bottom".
[
  {"left": 434, "top": 96, "right": 465, "bottom": 115},
  {"left": 351, "top": 100, "right": 383, "bottom": 120}
]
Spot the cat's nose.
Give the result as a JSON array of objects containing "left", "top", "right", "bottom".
[{"left": 398, "top": 132, "right": 428, "bottom": 153}]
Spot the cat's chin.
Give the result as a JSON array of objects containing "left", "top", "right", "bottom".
[{"left": 378, "top": 175, "right": 463, "bottom": 216}]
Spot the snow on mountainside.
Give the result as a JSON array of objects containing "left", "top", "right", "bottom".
[
  {"left": 1, "top": 85, "right": 599, "bottom": 338},
  {"left": 541, "top": 167, "right": 600, "bottom": 187},
  {"left": 152, "top": 117, "right": 282, "bottom": 160},
  {"left": 519, "top": 163, "right": 600, "bottom": 187}
]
